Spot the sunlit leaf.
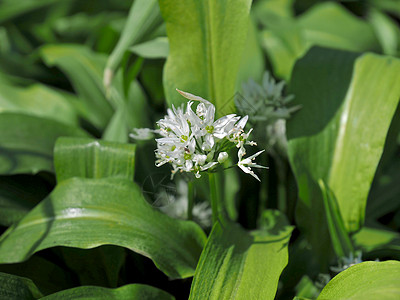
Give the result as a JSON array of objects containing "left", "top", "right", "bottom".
[
  {"left": 159, "top": 0, "right": 252, "bottom": 114},
  {"left": 287, "top": 47, "right": 400, "bottom": 236},
  {"left": 0, "top": 178, "right": 206, "bottom": 279},
  {"left": 54, "top": 137, "right": 136, "bottom": 183},
  {"left": 129, "top": 37, "right": 169, "bottom": 59},
  {"left": 189, "top": 210, "right": 292, "bottom": 299},
  {"left": 318, "top": 261, "right": 400, "bottom": 299}
]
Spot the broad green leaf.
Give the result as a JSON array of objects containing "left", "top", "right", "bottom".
[
  {"left": 318, "top": 261, "right": 400, "bottom": 299},
  {"left": 353, "top": 227, "right": 400, "bottom": 257},
  {"left": 0, "top": 0, "right": 59, "bottom": 23},
  {"left": 0, "top": 113, "right": 88, "bottom": 174},
  {"left": 236, "top": 19, "right": 264, "bottom": 87},
  {"left": 40, "top": 44, "right": 113, "bottom": 129},
  {"left": 129, "top": 37, "right": 169, "bottom": 59},
  {"left": 0, "top": 178, "right": 206, "bottom": 279},
  {"left": 41, "top": 284, "right": 174, "bottom": 300},
  {"left": 0, "top": 272, "right": 43, "bottom": 299},
  {"left": 260, "top": 3, "right": 380, "bottom": 80},
  {"left": 0, "top": 81, "right": 78, "bottom": 126},
  {"left": 0, "top": 174, "right": 50, "bottom": 226},
  {"left": 104, "top": 0, "right": 162, "bottom": 85},
  {"left": 54, "top": 137, "right": 136, "bottom": 182},
  {"left": 298, "top": 3, "right": 379, "bottom": 52},
  {"left": 287, "top": 48, "right": 400, "bottom": 236},
  {"left": 159, "top": 0, "right": 252, "bottom": 113},
  {"left": 189, "top": 210, "right": 293, "bottom": 299}
]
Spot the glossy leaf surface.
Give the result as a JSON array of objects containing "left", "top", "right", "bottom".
[
  {"left": 0, "top": 178, "right": 206, "bottom": 279},
  {"left": 287, "top": 48, "right": 400, "bottom": 235},
  {"left": 189, "top": 210, "right": 292, "bottom": 299}
]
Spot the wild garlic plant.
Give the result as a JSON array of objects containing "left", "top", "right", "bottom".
[
  {"left": 238, "top": 71, "right": 300, "bottom": 158},
  {"left": 154, "top": 89, "right": 267, "bottom": 181}
]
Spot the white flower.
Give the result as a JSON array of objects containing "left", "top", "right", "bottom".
[
  {"left": 129, "top": 128, "right": 157, "bottom": 140},
  {"left": 238, "top": 150, "right": 268, "bottom": 182},
  {"left": 153, "top": 89, "right": 267, "bottom": 180}
]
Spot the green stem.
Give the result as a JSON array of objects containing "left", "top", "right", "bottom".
[
  {"left": 187, "top": 181, "right": 194, "bottom": 220},
  {"left": 208, "top": 172, "right": 219, "bottom": 224}
]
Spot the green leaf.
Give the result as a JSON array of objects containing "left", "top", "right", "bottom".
[
  {"left": 41, "top": 284, "right": 174, "bottom": 300},
  {"left": 369, "top": 8, "right": 400, "bottom": 56},
  {"left": 318, "top": 179, "right": 353, "bottom": 258},
  {"left": 189, "top": 210, "right": 293, "bottom": 299},
  {"left": 0, "top": 272, "right": 43, "bottom": 299},
  {"left": 0, "top": 255, "right": 73, "bottom": 295},
  {"left": 0, "top": 178, "right": 206, "bottom": 279},
  {"left": 40, "top": 44, "right": 113, "bottom": 129},
  {"left": 54, "top": 137, "right": 136, "bottom": 182},
  {"left": 353, "top": 227, "right": 400, "bottom": 257},
  {"left": 159, "top": 0, "right": 252, "bottom": 113},
  {"left": 287, "top": 48, "right": 400, "bottom": 236},
  {"left": 129, "top": 37, "right": 169, "bottom": 59},
  {"left": 317, "top": 261, "right": 400, "bottom": 299},
  {"left": 0, "top": 175, "right": 50, "bottom": 226},
  {"left": 0, "top": 113, "right": 88, "bottom": 175},
  {"left": 298, "top": 3, "right": 379, "bottom": 52},
  {"left": 0, "top": 81, "right": 79, "bottom": 126},
  {"left": 0, "top": 0, "right": 59, "bottom": 23},
  {"left": 236, "top": 19, "right": 264, "bottom": 87},
  {"left": 260, "top": 2, "right": 380, "bottom": 80},
  {"left": 60, "top": 246, "right": 125, "bottom": 288},
  {"left": 261, "top": 18, "right": 306, "bottom": 80},
  {"left": 105, "top": 0, "right": 162, "bottom": 84}
]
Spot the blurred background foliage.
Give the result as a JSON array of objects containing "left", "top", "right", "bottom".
[{"left": 0, "top": 0, "right": 400, "bottom": 299}]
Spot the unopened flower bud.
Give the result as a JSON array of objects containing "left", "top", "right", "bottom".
[{"left": 218, "top": 152, "right": 229, "bottom": 164}]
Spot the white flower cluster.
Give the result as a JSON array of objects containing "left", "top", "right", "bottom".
[{"left": 155, "top": 89, "right": 267, "bottom": 181}]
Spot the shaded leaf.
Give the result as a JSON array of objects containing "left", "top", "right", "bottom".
[
  {"left": 0, "top": 81, "right": 78, "bottom": 126},
  {"left": 41, "top": 284, "right": 174, "bottom": 300},
  {"left": 0, "top": 174, "right": 50, "bottom": 226},
  {"left": 40, "top": 44, "right": 113, "bottom": 129},
  {"left": 0, "top": 113, "right": 88, "bottom": 175},
  {"left": 104, "top": 0, "right": 163, "bottom": 85},
  {"left": 0, "top": 272, "right": 42, "bottom": 300}
]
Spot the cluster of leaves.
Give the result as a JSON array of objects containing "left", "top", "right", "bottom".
[{"left": 1, "top": 0, "right": 400, "bottom": 299}]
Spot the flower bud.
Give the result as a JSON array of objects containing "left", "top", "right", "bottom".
[{"left": 218, "top": 152, "right": 229, "bottom": 164}]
